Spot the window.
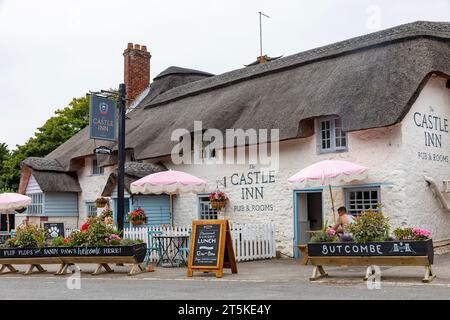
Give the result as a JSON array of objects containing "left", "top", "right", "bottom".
[
  {"left": 318, "top": 117, "right": 347, "bottom": 153},
  {"left": 86, "top": 202, "right": 97, "bottom": 217},
  {"left": 91, "top": 158, "right": 104, "bottom": 175},
  {"left": 26, "top": 193, "right": 43, "bottom": 215},
  {"left": 198, "top": 195, "right": 218, "bottom": 220},
  {"left": 345, "top": 187, "right": 381, "bottom": 216}
]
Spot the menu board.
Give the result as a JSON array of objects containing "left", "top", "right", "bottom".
[
  {"left": 192, "top": 223, "right": 221, "bottom": 267},
  {"left": 187, "top": 220, "right": 237, "bottom": 278}
]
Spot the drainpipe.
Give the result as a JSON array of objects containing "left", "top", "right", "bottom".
[{"left": 424, "top": 175, "right": 450, "bottom": 212}]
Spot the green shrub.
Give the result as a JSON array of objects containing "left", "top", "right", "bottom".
[
  {"left": 5, "top": 224, "right": 46, "bottom": 248},
  {"left": 346, "top": 209, "right": 390, "bottom": 244},
  {"left": 50, "top": 236, "right": 65, "bottom": 247}
]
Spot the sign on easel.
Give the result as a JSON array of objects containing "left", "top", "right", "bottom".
[{"left": 187, "top": 220, "right": 237, "bottom": 278}]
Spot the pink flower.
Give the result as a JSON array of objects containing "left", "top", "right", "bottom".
[
  {"left": 412, "top": 228, "right": 431, "bottom": 237},
  {"left": 326, "top": 227, "right": 336, "bottom": 236}
]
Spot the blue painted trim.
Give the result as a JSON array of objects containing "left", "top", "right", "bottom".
[
  {"left": 197, "top": 193, "right": 210, "bottom": 219},
  {"left": 292, "top": 189, "right": 324, "bottom": 258},
  {"left": 341, "top": 182, "right": 392, "bottom": 188}
]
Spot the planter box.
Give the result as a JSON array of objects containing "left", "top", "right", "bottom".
[
  {"left": 0, "top": 243, "right": 147, "bottom": 276},
  {"left": 306, "top": 240, "right": 435, "bottom": 283},
  {"left": 308, "top": 239, "right": 433, "bottom": 263}
]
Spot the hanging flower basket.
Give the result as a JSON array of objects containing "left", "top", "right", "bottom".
[
  {"left": 95, "top": 197, "right": 108, "bottom": 208},
  {"left": 127, "top": 208, "right": 147, "bottom": 226},
  {"left": 210, "top": 192, "right": 228, "bottom": 210}
]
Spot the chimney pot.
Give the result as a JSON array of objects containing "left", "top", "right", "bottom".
[{"left": 124, "top": 43, "right": 151, "bottom": 107}]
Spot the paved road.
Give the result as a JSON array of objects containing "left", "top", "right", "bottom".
[{"left": 1, "top": 256, "right": 450, "bottom": 300}]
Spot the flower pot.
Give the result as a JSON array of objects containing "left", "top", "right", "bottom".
[
  {"left": 210, "top": 199, "right": 226, "bottom": 210},
  {"left": 95, "top": 198, "right": 108, "bottom": 208},
  {"left": 132, "top": 220, "right": 144, "bottom": 226}
]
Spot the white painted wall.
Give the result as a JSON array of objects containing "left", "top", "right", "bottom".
[{"left": 77, "top": 156, "right": 114, "bottom": 225}]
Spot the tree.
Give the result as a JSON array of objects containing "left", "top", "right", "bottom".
[{"left": 0, "top": 96, "right": 90, "bottom": 191}]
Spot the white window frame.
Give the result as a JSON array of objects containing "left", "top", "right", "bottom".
[
  {"left": 317, "top": 116, "right": 348, "bottom": 153},
  {"left": 345, "top": 187, "right": 381, "bottom": 216},
  {"left": 85, "top": 202, "right": 97, "bottom": 217},
  {"left": 26, "top": 193, "right": 44, "bottom": 215},
  {"left": 91, "top": 158, "right": 104, "bottom": 175},
  {"left": 198, "top": 194, "right": 218, "bottom": 220}
]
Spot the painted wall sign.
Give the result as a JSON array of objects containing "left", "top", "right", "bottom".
[
  {"left": 414, "top": 108, "right": 449, "bottom": 163},
  {"left": 89, "top": 94, "right": 117, "bottom": 141},
  {"left": 223, "top": 169, "right": 276, "bottom": 213}
]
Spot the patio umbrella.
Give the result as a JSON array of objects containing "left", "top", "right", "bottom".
[
  {"left": 130, "top": 170, "right": 208, "bottom": 226},
  {"left": 0, "top": 193, "right": 32, "bottom": 233},
  {"left": 287, "top": 160, "right": 368, "bottom": 224}
]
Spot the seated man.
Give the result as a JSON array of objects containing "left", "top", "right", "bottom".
[{"left": 332, "top": 206, "right": 354, "bottom": 234}]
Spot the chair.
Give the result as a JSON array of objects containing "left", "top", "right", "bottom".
[{"left": 144, "top": 229, "right": 163, "bottom": 266}]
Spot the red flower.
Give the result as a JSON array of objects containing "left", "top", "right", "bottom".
[
  {"left": 63, "top": 238, "right": 70, "bottom": 244},
  {"left": 209, "top": 192, "right": 217, "bottom": 200},
  {"left": 80, "top": 223, "right": 89, "bottom": 232}
]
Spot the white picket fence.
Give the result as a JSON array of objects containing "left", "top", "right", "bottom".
[{"left": 123, "top": 223, "right": 276, "bottom": 262}]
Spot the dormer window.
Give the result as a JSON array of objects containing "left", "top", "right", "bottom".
[
  {"left": 91, "top": 158, "right": 104, "bottom": 175},
  {"left": 317, "top": 117, "right": 348, "bottom": 153}
]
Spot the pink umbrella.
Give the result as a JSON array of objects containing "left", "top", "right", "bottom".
[
  {"left": 130, "top": 170, "right": 207, "bottom": 195},
  {"left": 0, "top": 193, "right": 32, "bottom": 232},
  {"left": 288, "top": 160, "right": 368, "bottom": 223},
  {"left": 130, "top": 170, "right": 208, "bottom": 226}
]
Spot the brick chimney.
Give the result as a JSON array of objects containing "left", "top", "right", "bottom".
[{"left": 123, "top": 43, "right": 151, "bottom": 107}]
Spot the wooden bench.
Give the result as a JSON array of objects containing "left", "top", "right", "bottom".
[
  {"left": 0, "top": 256, "right": 145, "bottom": 276},
  {"left": 309, "top": 256, "right": 436, "bottom": 283}
]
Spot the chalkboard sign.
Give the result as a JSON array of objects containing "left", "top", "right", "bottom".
[
  {"left": 43, "top": 223, "right": 65, "bottom": 241},
  {"left": 187, "top": 220, "right": 237, "bottom": 278},
  {"left": 192, "top": 223, "right": 221, "bottom": 266}
]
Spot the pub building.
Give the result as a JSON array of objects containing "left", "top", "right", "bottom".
[{"left": 15, "top": 21, "right": 450, "bottom": 257}]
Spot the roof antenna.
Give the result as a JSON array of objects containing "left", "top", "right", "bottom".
[{"left": 258, "top": 11, "right": 270, "bottom": 63}]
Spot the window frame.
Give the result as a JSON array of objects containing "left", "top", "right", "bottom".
[
  {"left": 85, "top": 202, "right": 98, "bottom": 217},
  {"left": 197, "top": 194, "right": 218, "bottom": 220},
  {"left": 345, "top": 186, "right": 381, "bottom": 216},
  {"left": 317, "top": 116, "right": 348, "bottom": 153},
  {"left": 26, "top": 193, "right": 44, "bottom": 215},
  {"left": 91, "top": 158, "right": 104, "bottom": 175}
]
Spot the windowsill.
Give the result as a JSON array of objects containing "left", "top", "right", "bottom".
[
  {"left": 89, "top": 174, "right": 104, "bottom": 177},
  {"left": 318, "top": 148, "right": 348, "bottom": 155}
]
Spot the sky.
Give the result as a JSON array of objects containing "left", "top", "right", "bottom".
[{"left": 0, "top": 0, "right": 449, "bottom": 149}]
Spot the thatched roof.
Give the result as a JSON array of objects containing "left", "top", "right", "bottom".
[
  {"left": 101, "top": 161, "right": 167, "bottom": 196},
  {"left": 32, "top": 170, "right": 81, "bottom": 193},
  {"left": 42, "top": 21, "right": 450, "bottom": 171},
  {"left": 20, "top": 157, "right": 81, "bottom": 193}
]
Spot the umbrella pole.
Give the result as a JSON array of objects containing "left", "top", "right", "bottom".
[
  {"left": 6, "top": 211, "right": 10, "bottom": 233},
  {"left": 170, "top": 194, "right": 173, "bottom": 227},
  {"left": 329, "top": 184, "right": 336, "bottom": 224}
]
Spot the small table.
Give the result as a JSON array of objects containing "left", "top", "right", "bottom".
[{"left": 153, "top": 234, "right": 189, "bottom": 267}]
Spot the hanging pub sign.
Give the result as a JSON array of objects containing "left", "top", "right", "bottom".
[
  {"left": 93, "top": 146, "right": 113, "bottom": 155},
  {"left": 187, "top": 220, "right": 237, "bottom": 278},
  {"left": 89, "top": 94, "right": 117, "bottom": 141}
]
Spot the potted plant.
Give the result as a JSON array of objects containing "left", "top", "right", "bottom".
[
  {"left": 209, "top": 191, "right": 228, "bottom": 210},
  {"left": 95, "top": 197, "right": 109, "bottom": 208},
  {"left": 127, "top": 207, "right": 147, "bottom": 226}
]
